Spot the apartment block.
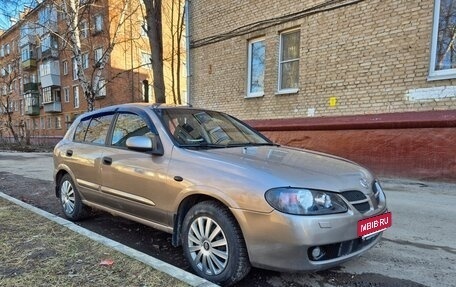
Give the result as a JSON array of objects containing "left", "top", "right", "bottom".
[
  {"left": 188, "top": 0, "right": 456, "bottom": 181},
  {"left": 0, "top": 0, "right": 167, "bottom": 143}
]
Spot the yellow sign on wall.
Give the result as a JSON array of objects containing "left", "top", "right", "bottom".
[{"left": 329, "top": 97, "right": 337, "bottom": 107}]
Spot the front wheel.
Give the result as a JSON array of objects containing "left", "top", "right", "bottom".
[
  {"left": 59, "top": 174, "right": 89, "bottom": 221},
  {"left": 182, "top": 201, "right": 251, "bottom": 286}
]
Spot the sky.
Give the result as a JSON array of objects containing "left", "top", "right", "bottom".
[{"left": 0, "top": 0, "right": 39, "bottom": 31}]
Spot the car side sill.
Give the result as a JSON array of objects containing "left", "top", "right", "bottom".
[{"left": 82, "top": 200, "right": 173, "bottom": 234}]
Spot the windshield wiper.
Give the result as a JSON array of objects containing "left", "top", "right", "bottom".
[
  {"left": 179, "top": 143, "right": 229, "bottom": 149},
  {"left": 226, "top": 142, "right": 280, "bottom": 147}
]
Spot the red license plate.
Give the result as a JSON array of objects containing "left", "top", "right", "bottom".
[{"left": 357, "top": 212, "right": 392, "bottom": 238}]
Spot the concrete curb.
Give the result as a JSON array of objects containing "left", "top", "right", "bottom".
[{"left": 0, "top": 192, "right": 218, "bottom": 287}]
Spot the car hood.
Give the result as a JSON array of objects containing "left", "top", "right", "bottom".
[{"left": 189, "top": 145, "right": 374, "bottom": 193}]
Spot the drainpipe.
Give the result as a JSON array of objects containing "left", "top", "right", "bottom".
[{"left": 184, "top": 0, "right": 191, "bottom": 106}]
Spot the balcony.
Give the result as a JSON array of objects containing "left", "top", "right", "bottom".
[
  {"left": 43, "top": 101, "right": 62, "bottom": 113},
  {"left": 23, "top": 82, "right": 39, "bottom": 92},
  {"left": 19, "top": 34, "right": 36, "bottom": 47},
  {"left": 41, "top": 48, "right": 59, "bottom": 59},
  {"left": 40, "top": 60, "right": 61, "bottom": 87},
  {"left": 22, "top": 58, "right": 37, "bottom": 71},
  {"left": 41, "top": 74, "right": 60, "bottom": 87},
  {"left": 24, "top": 92, "right": 40, "bottom": 116}
]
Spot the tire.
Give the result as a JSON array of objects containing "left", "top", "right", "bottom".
[
  {"left": 59, "top": 174, "right": 90, "bottom": 221},
  {"left": 182, "top": 201, "right": 251, "bottom": 286}
]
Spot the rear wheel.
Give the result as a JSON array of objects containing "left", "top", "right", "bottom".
[
  {"left": 59, "top": 174, "right": 89, "bottom": 221},
  {"left": 182, "top": 201, "right": 251, "bottom": 286}
]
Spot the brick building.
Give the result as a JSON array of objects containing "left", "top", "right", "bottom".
[
  {"left": 188, "top": 0, "right": 456, "bottom": 181},
  {"left": 0, "top": 0, "right": 184, "bottom": 143}
]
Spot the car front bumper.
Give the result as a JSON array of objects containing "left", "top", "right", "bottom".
[{"left": 230, "top": 207, "right": 387, "bottom": 272}]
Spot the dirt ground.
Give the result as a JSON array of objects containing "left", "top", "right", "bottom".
[
  {"left": 0, "top": 197, "right": 188, "bottom": 287},
  {"left": 0, "top": 170, "right": 432, "bottom": 287}
]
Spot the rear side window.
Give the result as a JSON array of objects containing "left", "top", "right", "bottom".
[
  {"left": 85, "top": 114, "right": 114, "bottom": 144},
  {"left": 74, "top": 118, "right": 91, "bottom": 142},
  {"left": 73, "top": 113, "right": 114, "bottom": 144},
  {"left": 111, "top": 113, "right": 154, "bottom": 147}
]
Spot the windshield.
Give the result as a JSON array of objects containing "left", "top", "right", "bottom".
[{"left": 156, "top": 108, "right": 273, "bottom": 148}]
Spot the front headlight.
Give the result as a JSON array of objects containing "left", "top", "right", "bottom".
[{"left": 265, "top": 187, "right": 348, "bottom": 215}]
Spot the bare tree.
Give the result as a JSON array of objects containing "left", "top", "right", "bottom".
[
  {"left": 163, "top": 0, "right": 185, "bottom": 105},
  {"left": 143, "top": 0, "right": 166, "bottom": 103},
  {"left": 57, "top": 0, "right": 144, "bottom": 111},
  {"left": 0, "top": 56, "right": 21, "bottom": 143}
]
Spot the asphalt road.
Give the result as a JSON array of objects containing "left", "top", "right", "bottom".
[{"left": 0, "top": 151, "right": 455, "bottom": 287}]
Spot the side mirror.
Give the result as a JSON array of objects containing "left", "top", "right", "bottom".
[{"left": 126, "top": 135, "right": 164, "bottom": 155}]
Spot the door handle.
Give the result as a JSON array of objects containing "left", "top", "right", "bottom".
[
  {"left": 102, "top": 156, "right": 113, "bottom": 165},
  {"left": 66, "top": 150, "right": 73, "bottom": 157}
]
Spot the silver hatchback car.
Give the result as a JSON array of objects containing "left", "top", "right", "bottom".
[{"left": 53, "top": 103, "right": 391, "bottom": 286}]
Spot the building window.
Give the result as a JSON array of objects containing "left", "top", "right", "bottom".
[
  {"left": 247, "top": 38, "right": 265, "bottom": 98},
  {"left": 73, "top": 58, "right": 78, "bottom": 80},
  {"left": 63, "top": 60, "right": 68, "bottom": 75},
  {"left": 47, "top": 117, "right": 52, "bottom": 129},
  {"left": 80, "top": 20, "right": 89, "bottom": 38},
  {"left": 40, "top": 117, "right": 45, "bottom": 129},
  {"left": 5, "top": 43, "right": 10, "bottom": 55},
  {"left": 55, "top": 116, "right": 62, "bottom": 129},
  {"left": 64, "top": 87, "right": 70, "bottom": 102},
  {"left": 278, "top": 29, "right": 300, "bottom": 92},
  {"left": 141, "top": 52, "right": 152, "bottom": 69},
  {"left": 429, "top": 0, "right": 456, "bottom": 80},
  {"left": 73, "top": 86, "right": 80, "bottom": 108},
  {"left": 94, "top": 15, "right": 103, "bottom": 33},
  {"left": 82, "top": 53, "right": 89, "bottom": 69},
  {"left": 96, "top": 79, "right": 106, "bottom": 97},
  {"left": 94, "top": 48, "right": 103, "bottom": 64}
]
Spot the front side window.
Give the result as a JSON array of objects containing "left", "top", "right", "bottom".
[
  {"left": 429, "top": 0, "right": 456, "bottom": 80},
  {"left": 111, "top": 113, "right": 154, "bottom": 147},
  {"left": 247, "top": 38, "right": 265, "bottom": 97},
  {"left": 278, "top": 29, "right": 300, "bottom": 92}
]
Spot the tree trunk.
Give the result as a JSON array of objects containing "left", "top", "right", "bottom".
[{"left": 144, "top": 0, "right": 166, "bottom": 103}]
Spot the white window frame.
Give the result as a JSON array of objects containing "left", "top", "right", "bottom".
[
  {"left": 63, "top": 60, "right": 68, "bottom": 75},
  {"left": 429, "top": 0, "right": 456, "bottom": 80},
  {"left": 72, "top": 58, "right": 78, "bottom": 80},
  {"left": 63, "top": 87, "right": 70, "bottom": 102},
  {"left": 94, "top": 14, "right": 103, "bottom": 33},
  {"left": 82, "top": 53, "right": 89, "bottom": 69},
  {"left": 247, "top": 37, "right": 266, "bottom": 98},
  {"left": 277, "top": 29, "right": 300, "bottom": 94},
  {"left": 94, "top": 47, "right": 103, "bottom": 64},
  {"left": 80, "top": 20, "right": 89, "bottom": 38},
  {"left": 73, "top": 85, "right": 80, "bottom": 108},
  {"left": 141, "top": 51, "right": 152, "bottom": 69},
  {"left": 97, "top": 78, "right": 106, "bottom": 97}
]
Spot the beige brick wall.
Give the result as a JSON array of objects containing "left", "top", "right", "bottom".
[{"left": 190, "top": 0, "right": 456, "bottom": 120}]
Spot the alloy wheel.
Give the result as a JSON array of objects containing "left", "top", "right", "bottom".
[{"left": 187, "top": 216, "right": 229, "bottom": 275}]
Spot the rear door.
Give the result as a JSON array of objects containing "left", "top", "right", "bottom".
[
  {"left": 99, "top": 111, "right": 173, "bottom": 226},
  {"left": 63, "top": 112, "right": 114, "bottom": 202}
]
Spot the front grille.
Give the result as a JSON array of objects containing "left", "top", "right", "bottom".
[
  {"left": 308, "top": 233, "right": 380, "bottom": 262},
  {"left": 340, "top": 190, "right": 371, "bottom": 213},
  {"left": 341, "top": 190, "right": 366, "bottom": 201}
]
